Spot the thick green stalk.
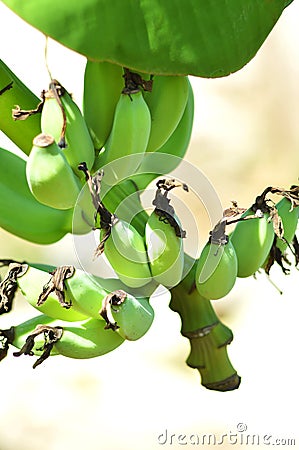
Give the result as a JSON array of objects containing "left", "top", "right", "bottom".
[
  {"left": 170, "top": 256, "right": 241, "bottom": 391},
  {"left": 0, "top": 59, "right": 41, "bottom": 155}
]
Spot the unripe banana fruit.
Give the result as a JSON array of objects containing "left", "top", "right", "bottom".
[
  {"left": 10, "top": 314, "right": 124, "bottom": 366},
  {"left": 26, "top": 133, "right": 81, "bottom": 210},
  {"left": 230, "top": 206, "right": 274, "bottom": 278},
  {"left": 14, "top": 264, "right": 89, "bottom": 321},
  {"left": 54, "top": 317, "right": 124, "bottom": 359},
  {"left": 145, "top": 179, "right": 186, "bottom": 288},
  {"left": 41, "top": 83, "right": 95, "bottom": 176},
  {"left": 145, "top": 211, "right": 185, "bottom": 288},
  {"left": 275, "top": 197, "right": 298, "bottom": 253},
  {"left": 98, "top": 90, "right": 151, "bottom": 184},
  {"left": 83, "top": 60, "right": 124, "bottom": 149},
  {"left": 101, "top": 218, "right": 152, "bottom": 288},
  {"left": 100, "top": 292, "right": 154, "bottom": 341},
  {"left": 144, "top": 75, "right": 189, "bottom": 152},
  {"left": 195, "top": 238, "right": 238, "bottom": 300}
]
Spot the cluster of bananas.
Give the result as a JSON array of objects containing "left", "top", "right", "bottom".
[
  {"left": 0, "top": 59, "right": 194, "bottom": 369},
  {"left": 1, "top": 57, "right": 298, "bottom": 391},
  {"left": 194, "top": 186, "right": 299, "bottom": 301},
  {"left": 0, "top": 260, "right": 155, "bottom": 366}
]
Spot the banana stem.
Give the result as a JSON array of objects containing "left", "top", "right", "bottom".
[{"left": 169, "top": 256, "right": 241, "bottom": 391}]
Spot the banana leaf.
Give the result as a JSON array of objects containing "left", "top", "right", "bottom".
[{"left": 1, "top": 0, "right": 293, "bottom": 77}]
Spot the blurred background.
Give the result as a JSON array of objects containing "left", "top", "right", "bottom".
[{"left": 0, "top": 2, "right": 298, "bottom": 449}]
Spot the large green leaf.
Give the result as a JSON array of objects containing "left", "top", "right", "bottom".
[{"left": 1, "top": 0, "right": 292, "bottom": 77}]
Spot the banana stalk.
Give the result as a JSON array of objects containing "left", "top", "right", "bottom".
[{"left": 170, "top": 254, "right": 241, "bottom": 391}]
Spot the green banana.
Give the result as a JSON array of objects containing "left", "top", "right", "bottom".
[
  {"left": 143, "top": 75, "right": 189, "bottom": 152},
  {"left": 230, "top": 196, "right": 275, "bottom": 278},
  {"left": 41, "top": 82, "right": 95, "bottom": 176},
  {"left": 100, "top": 217, "right": 153, "bottom": 288},
  {"left": 7, "top": 313, "right": 124, "bottom": 366},
  {"left": 0, "top": 59, "right": 41, "bottom": 155},
  {"left": 96, "top": 90, "right": 151, "bottom": 184},
  {"left": 195, "top": 238, "right": 238, "bottom": 300},
  {"left": 132, "top": 78, "right": 194, "bottom": 191},
  {"left": 0, "top": 146, "right": 71, "bottom": 244},
  {"left": 26, "top": 133, "right": 82, "bottom": 210},
  {"left": 145, "top": 179, "right": 186, "bottom": 288},
  {"left": 13, "top": 263, "right": 90, "bottom": 321},
  {"left": 83, "top": 60, "right": 124, "bottom": 150},
  {"left": 100, "top": 292, "right": 154, "bottom": 341},
  {"left": 275, "top": 196, "right": 298, "bottom": 254},
  {"left": 145, "top": 211, "right": 185, "bottom": 288}
]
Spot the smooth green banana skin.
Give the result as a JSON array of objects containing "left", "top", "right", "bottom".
[
  {"left": 111, "top": 295, "right": 154, "bottom": 341},
  {"left": 195, "top": 241, "right": 238, "bottom": 300},
  {"left": 230, "top": 209, "right": 274, "bottom": 278},
  {"left": 83, "top": 60, "right": 124, "bottom": 150},
  {"left": 275, "top": 197, "right": 298, "bottom": 253},
  {"left": 102, "top": 219, "right": 152, "bottom": 288},
  {"left": 0, "top": 147, "right": 71, "bottom": 244},
  {"left": 98, "top": 91, "right": 151, "bottom": 184},
  {"left": 54, "top": 317, "right": 124, "bottom": 359},
  {"left": 143, "top": 75, "right": 189, "bottom": 152},
  {"left": 16, "top": 265, "right": 89, "bottom": 322},
  {"left": 145, "top": 211, "right": 184, "bottom": 288},
  {"left": 12, "top": 314, "right": 124, "bottom": 359},
  {"left": 0, "top": 59, "right": 41, "bottom": 155},
  {"left": 41, "top": 90, "right": 95, "bottom": 177},
  {"left": 26, "top": 133, "right": 81, "bottom": 210},
  {"left": 132, "top": 79, "right": 194, "bottom": 191}
]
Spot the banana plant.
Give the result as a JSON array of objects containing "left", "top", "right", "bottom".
[{"left": 0, "top": 1, "right": 297, "bottom": 392}]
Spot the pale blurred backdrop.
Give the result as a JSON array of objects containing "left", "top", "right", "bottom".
[{"left": 0, "top": 2, "right": 298, "bottom": 450}]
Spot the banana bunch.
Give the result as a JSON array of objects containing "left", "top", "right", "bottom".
[{"left": 0, "top": 259, "right": 156, "bottom": 366}]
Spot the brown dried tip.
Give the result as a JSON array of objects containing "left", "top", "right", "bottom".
[
  {"left": 99, "top": 290, "right": 127, "bottom": 330},
  {"left": 13, "top": 324, "right": 63, "bottom": 368},
  {"left": 37, "top": 265, "right": 75, "bottom": 309}
]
